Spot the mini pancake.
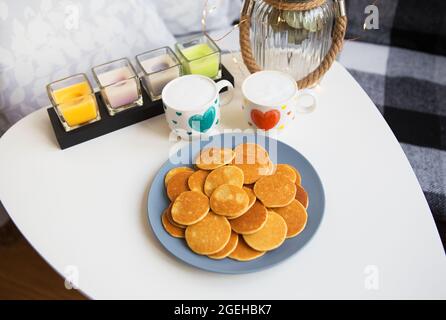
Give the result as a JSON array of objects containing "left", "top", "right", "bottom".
[
  {"left": 166, "top": 203, "right": 186, "bottom": 229},
  {"left": 291, "top": 166, "right": 302, "bottom": 185},
  {"left": 204, "top": 165, "right": 244, "bottom": 197},
  {"left": 164, "top": 167, "right": 194, "bottom": 187},
  {"left": 210, "top": 184, "right": 249, "bottom": 217},
  {"left": 232, "top": 143, "right": 269, "bottom": 166},
  {"left": 171, "top": 191, "right": 209, "bottom": 225},
  {"left": 224, "top": 186, "right": 256, "bottom": 221},
  {"left": 274, "top": 164, "right": 297, "bottom": 183},
  {"left": 243, "top": 186, "right": 257, "bottom": 210},
  {"left": 243, "top": 211, "right": 287, "bottom": 251},
  {"left": 195, "top": 148, "right": 235, "bottom": 170},
  {"left": 232, "top": 143, "right": 271, "bottom": 184},
  {"left": 233, "top": 162, "right": 272, "bottom": 184},
  {"left": 185, "top": 212, "right": 231, "bottom": 255},
  {"left": 295, "top": 184, "right": 309, "bottom": 208},
  {"left": 208, "top": 231, "right": 239, "bottom": 260},
  {"left": 229, "top": 236, "right": 265, "bottom": 261},
  {"left": 254, "top": 174, "right": 296, "bottom": 207},
  {"left": 229, "top": 201, "right": 268, "bottom": 235},
  {"left": 188, "top": 170, "right": 209, "bottom": 194},
  {"left": 161, "top": 209, "right": 185, "bottom": 238},
  {"left": 166, "top": 171, "right": 193, "bottom": 201},
  {"left": 266, "top": 160, "right": 275, "bottom": 175},
  {"left": 273, "top": 200, "right": 308, "bottom": 238}
]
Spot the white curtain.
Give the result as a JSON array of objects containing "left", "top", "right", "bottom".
[{"left": 0, "top": 0, "right": 176, "bottom": 136}]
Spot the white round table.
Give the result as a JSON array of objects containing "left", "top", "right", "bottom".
[{"left": 1, "top": 56, "right": 445, "bottom": 299}]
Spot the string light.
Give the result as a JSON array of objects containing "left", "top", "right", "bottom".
[
  {"left": 201, "top": 0, "right": 248, "bottom": 41},
  {"left": 201, "top": 0, "right": 249, "bottom": 77},
  {"left": 199, "top": 0, "right": 289, "bottom": 77}
]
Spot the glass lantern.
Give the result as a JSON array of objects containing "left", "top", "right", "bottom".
[{"left": 243, "top": 0, "right": 338, "bottom": 86}]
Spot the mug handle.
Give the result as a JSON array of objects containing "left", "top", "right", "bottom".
[
  {"left": 215, "top": 80, "right": 234, "bottom": 106},
  {"left": 294, "top": 88, "right": 317, "bottom": 113}
]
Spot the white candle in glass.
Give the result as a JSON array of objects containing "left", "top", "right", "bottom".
[
  {"left": 140, "top": 54, "right": 180, "bottom": 98},
  {"left": 97, "top": 67, "right": 139, "bottom": 109}
]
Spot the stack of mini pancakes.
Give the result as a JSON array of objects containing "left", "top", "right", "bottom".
[{"left": 161, "top": 143, "right": 309, "bottom": 261}]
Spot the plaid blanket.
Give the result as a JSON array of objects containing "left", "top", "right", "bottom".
[{"left": 343, "top": 0, "right": 445, "bottom": 246}]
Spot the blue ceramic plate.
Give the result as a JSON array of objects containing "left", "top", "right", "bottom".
[{"left": 147, "top": 133, "right": 325, "bottom": 274}]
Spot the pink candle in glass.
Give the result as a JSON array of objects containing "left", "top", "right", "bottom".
[{"left": 97, "top": 67, "right": 139, "bottom": 109}]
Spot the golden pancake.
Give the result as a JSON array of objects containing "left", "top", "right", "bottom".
[
  {"left": 232, "top": 163, "right": 272, "bottom": 184},
  {"left": 266, "top": 160, "right": 275, "bottom": 175},
  {"left": 224, "top": 186, "right": 256, "bottom": 220},
  {"left": 232, "top": 143, "right": 269, "bottom": 165},
  {"left": 208, "top": 231, "right": 239, "bottom": 260},
  {"left": 224, "top": 186, "right": 257, "bottom": 221},
  {"left": 171, "top": 191, "right": 209, "bottom": 225},
  {"left": 164, "top": 167, "right": 194, "bottom": 187},
  {"left": 243, "top": 186, "right": 257, "bottom": 210},
  {"left": 254, "top": 174, "right": 296, "bottom": 207},
  {"left": 295, "top": 184, "right": 309, "bottom": 208},
  {"left": 243, "top": 211, "right": 287, "bottom": 251},
  {"left": 165, "top": 203, "right": 186, "bottom": 229},
  {"left": 195, "top": 147, "right": 235, "bottom": 170},
  {"left": 185, "top": 212, "right": 231, "bottom": 255},
  {"left": 232, "top": 143, "right": 271, "bottom": 184},
  {"left": 291, "top": 166, "right": 302, "bottom": 185},
  {"left": 273, "top": 200, "right": 308, "bottom": 238},
  {"left": 262, "top": 160, "right": 275, "bottom": 177},
  {"left": 274, "top": 164, "right": 297, "bottom": 183},
  {"left": 188, "top": 170, "right": 209, "bottom": 194},
  {"left": 161, "top": 209, "right": 185, "bottom": 238},
  {"left": 166, "top": 171, "right": 193, "bottom": 201},
  {"left": 229, "top": 236, "right": 265, "bottom": 261},
  {"left": 204, "top": 165, "right": 244, "bottom": 197},
  {"left": 210, "top": 184, "right": 249, "bottom": 217},
  {"left": 229, "top": 201, "right": 268, "bottom": 235}
]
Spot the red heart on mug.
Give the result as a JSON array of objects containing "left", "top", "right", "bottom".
[{"left": 251, "top": 109, "right": 281, "bottom": 131}]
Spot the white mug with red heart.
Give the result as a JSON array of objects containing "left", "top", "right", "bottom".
[{"left": 241, "top": 70, "right": 317, "bottom": 131}]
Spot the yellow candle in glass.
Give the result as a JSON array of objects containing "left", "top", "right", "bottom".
[
  {"left": 181, "top": 43, "right": 219, "bottom": 78},
  {"left": 53, "top": 82, "right": 98, "bottom": 127}
]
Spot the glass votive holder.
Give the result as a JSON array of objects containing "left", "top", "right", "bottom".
[
  {"left": 47, "top": 73, "right": 101, "bottom": 132},
  {"left": 136, "top": 47, "right": 182, "bottom": 101},
  {"left": 92, "top": 58, "right": 143, "bottom": 116},
  {"left": 175, "top": 35, "right": 222, "bottom": 80}
]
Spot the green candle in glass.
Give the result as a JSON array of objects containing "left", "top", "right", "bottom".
[{"left": 175, "top": 35, "right": 221, "bottom": 80}]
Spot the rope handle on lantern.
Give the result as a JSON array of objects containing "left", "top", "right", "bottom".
[{"left": 239, "top": 0, "right": 348, "bottom": 88}]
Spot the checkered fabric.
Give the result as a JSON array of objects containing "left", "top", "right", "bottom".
[{"left": 342, "top": 0, "right": 446, "bottom": 242}]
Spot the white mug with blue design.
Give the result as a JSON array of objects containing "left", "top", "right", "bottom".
[{"left": 162, "top": 75, "right": 234, "bottom": 139}]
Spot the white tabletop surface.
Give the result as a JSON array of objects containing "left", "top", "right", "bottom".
[{"left": 1, "top": 56, "right": 445, "bottom": 299}]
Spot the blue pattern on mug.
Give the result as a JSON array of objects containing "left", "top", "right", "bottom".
[{"left": 188, "top": 106, "right": 216, "bottom": 133}]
